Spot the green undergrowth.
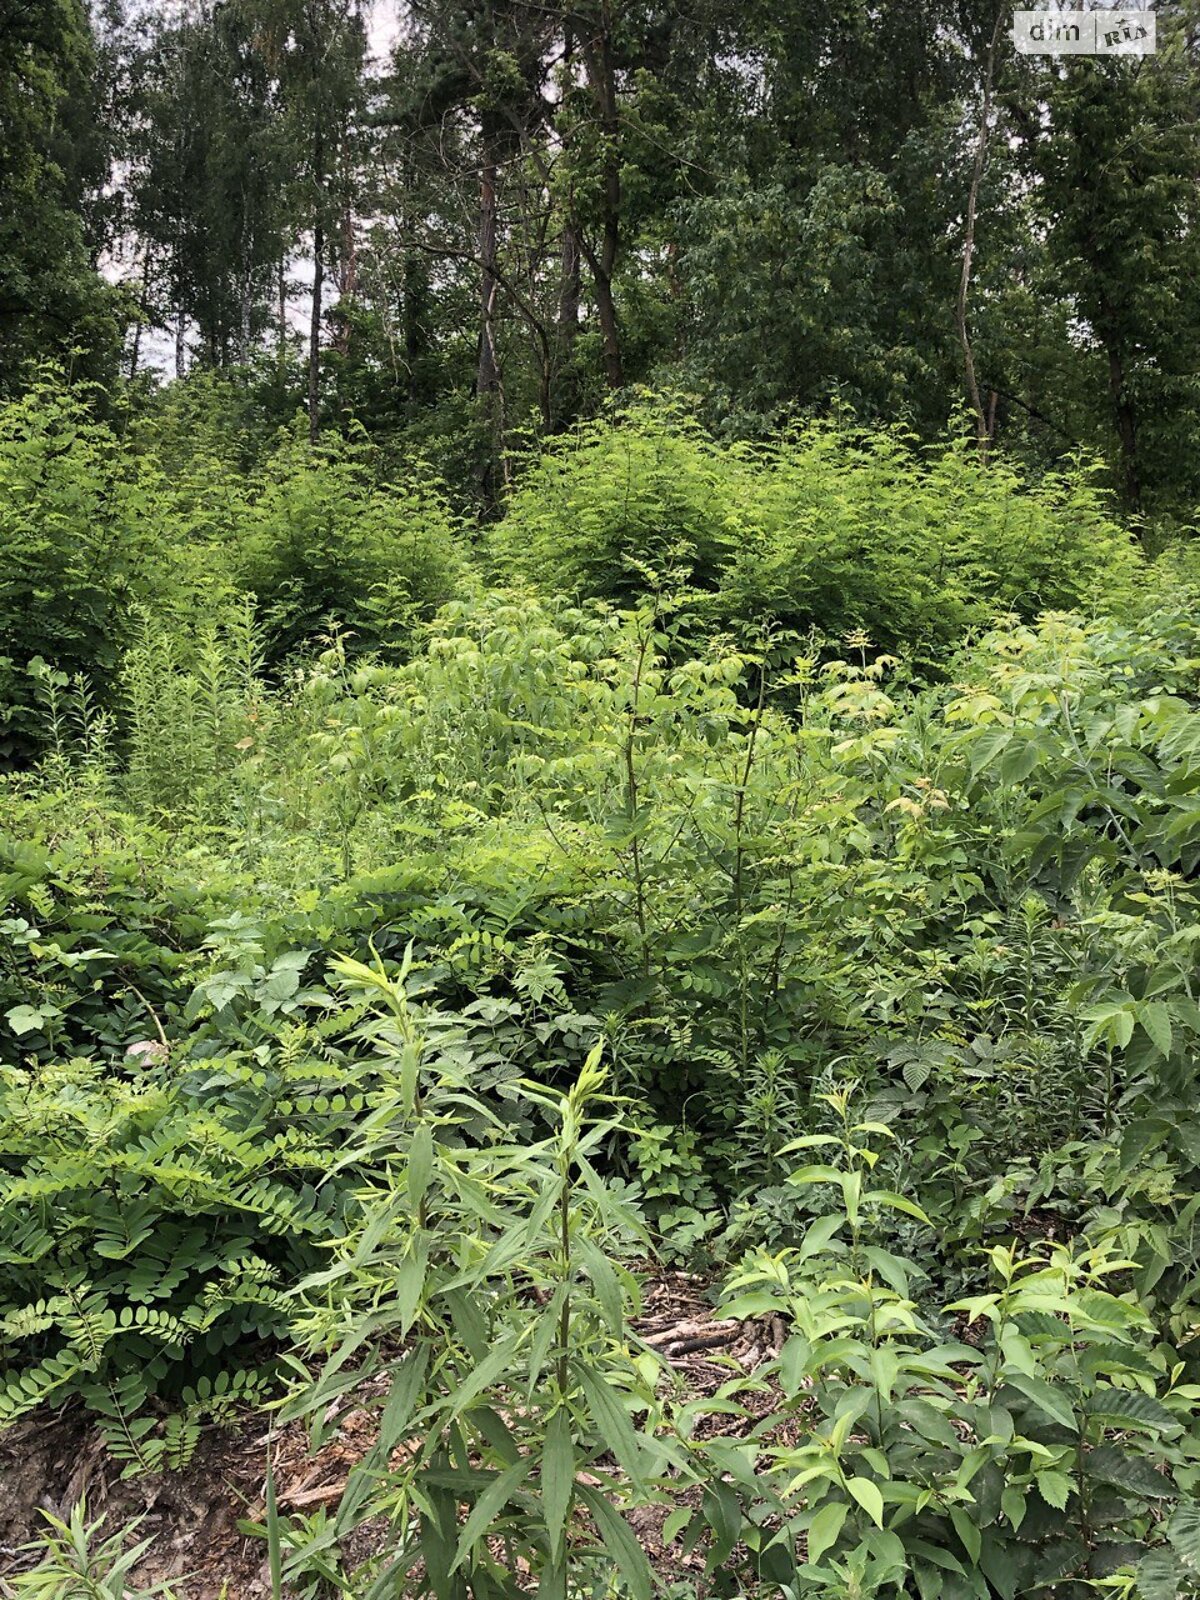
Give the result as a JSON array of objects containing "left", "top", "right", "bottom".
[{"left": 6, "top": 399, "right": 1200, "bottom": 1593}]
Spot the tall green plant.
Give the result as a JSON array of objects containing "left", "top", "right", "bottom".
[{"left": 279, "top": 950, "right": 675, "bottom": 1598}]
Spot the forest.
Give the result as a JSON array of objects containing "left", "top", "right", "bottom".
[{"left": 4, "top": 0, "right": 1200, "bottom": 1596}]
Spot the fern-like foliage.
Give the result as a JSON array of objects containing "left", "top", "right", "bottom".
[{"left": 0, "top": 1035, "right": 402, "bottom": 1455}]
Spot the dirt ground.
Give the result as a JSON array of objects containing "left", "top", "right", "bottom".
[{"left": 0, "top": 1273, "right": 787, "bottom": 1597}]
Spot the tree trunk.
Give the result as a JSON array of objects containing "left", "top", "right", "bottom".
[
  {"left": 476, "top": 110, "right": 503, "bottom": 501},
  {"left": 477, "top": 135, "right": 500, "bottom": 400},
  {"left": 558, "top": 216, "right": 580, "bottom": 346},
  {"left": 308, "top": 127, "right": 326, "bottom": 445},
  {"left": 956, "top": 10, "right": 1003, "bottom": 462},
  {"left": 334, "top": 160, "right": 358, "bottom": 358},
  {"left": 1109, "top": 349, "right": 1141, "bottom": 512},
  {"left": 278, "top": 255, "right": 288, "bottom": 374},
  {"left": 580, "top": 5, "right": 623, "bottom": 389}
]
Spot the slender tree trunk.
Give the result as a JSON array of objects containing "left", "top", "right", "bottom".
[
  {"left": 1109, "top": 349, "right": 1140, "bottom": 511},
  {"left": 308, "top": 127, "right": 326, "bottom": 445},
  {"left": 477, "top": 137, "right": 500, "bottom": 400},
  {"left": 476, "top": 110, "right": 503, "bottom": 500},
  {"left": 403, "top": 238, "right": 423, "bottom": 402},
  {"left": 278, "top": 255, "right": 288, "bottom": 374},
  {"left": 956, "top": 10, "right": 1004, "bottom": 462},
  {"left": 334, "top": 154, "right": 358, "bottom": 358},
  {"left": 128, "top": 252, "right": 150, "bottom": 381},
  {"left": 558, "top": 215, "right": 580, "bottom": 345},
  {"left": 239, "top": 274, "right": 253, "bottom": 363},
  {"left": 580, "top": 5, "right": 624, "bottom": 389}
]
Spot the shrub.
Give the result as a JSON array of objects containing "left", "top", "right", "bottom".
[
  {"left": 719, "top": 428, "right": 1139, "bottom": 659},
  {"left": 278, "top": 960, "right": 669, "bottom": 1598},
  {"left": 0, "top": 381, "right": 160, "bottom": 766},
  {"left": 490, "top": 397, "right": 751, "bottom": 603},
  {"left": 232, "top": 428, "right": 466, "bottom": 665},
  {"left": 696, "top": 1095, "right": 1200, "bottom": 1597},
  {"left": 491, "top": 404, "right": 1140, "bottom": 661},
  {"left": 0, "top": 1044, "right": 362, "bottom": 1459}
]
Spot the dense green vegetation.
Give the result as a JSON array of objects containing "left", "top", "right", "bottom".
[
  {"left": 6, "top": 0, "right": 1200, "bottom": 1593},
  {"left": 4, "top": 370, "right": 1200, "bottom": 1595}
]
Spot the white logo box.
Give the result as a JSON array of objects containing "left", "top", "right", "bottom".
[{"left": 1012, "top": 9, "right": 1157, "bottom": 53}]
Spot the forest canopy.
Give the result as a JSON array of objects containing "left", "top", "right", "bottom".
[{"left": 4, "top": 0, "right": 1200, "bottom": 525}]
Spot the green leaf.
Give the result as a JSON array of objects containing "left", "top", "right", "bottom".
[
  {"left": 450, "top": 1458, "right": 532, "bottom": 1572},
  {"left": 787, "top": 1163, "right": 843, "bottom": 1189},
  {"left": 577, "top": 1365, "right": 647, "bottom": 1494},
  {"left": 1167, "top": 1501, "right": 1200, "bottom": 1568},
  {"left": 1033, "top": 1537, "right": 1086, "bottom": 1585},
  {"left": 1004, "top": 1371, "right": 1078, "bottom": 1432},
  {"left": 846, "top": 1476, "right": 884, "bottom": 1529},
  {"left": 1086, "top": 1443, "right": 1174, "bottom": 1499},
  {"left": 1119, "top": 1117, "right": 1172, "bottom": 1172},
  {"left": 950, "top": 1506, "right": 981, "bottom": 1566},
  {"left": 1036, "top": 1470, "right": 1072, "bottom": 1510},
  {"left": 797, "top": 1213, "right": 844, "bottom": 1261},
  {"left": 5, "top": 1005, "right": 46, "bottom": 1036},
  {"left": 407, "top": 1124, "right": 433, "bottom": 1218},
  {"left": 542, "top": 1409, "right": 574, "bottom": 1558},
  {"left": 1000, "top": 1486, "right": 1026, "bottom": 1533},
  {"left": 394, "top": 1237, "right": 430, "bottom": 1338},
  {"left": 1139, "top": 1000, "right": 1174, "bottom": 1059},
  {"left": 1084, "top": 1388, "right": 1178, "bottom": 1434},
  {"left": 577, "top": 1237, "right": 624, "bottom": 1335},
  {"left": 1137, "top": 1548, "right": 1185, "bottom": 1600},
  {"left": 864, "top": 1189, "right": 932, "bottom": 1225},
  {"left": 806, "top": 1499, "right": 848, "bottom": 1565},
  {"left": 264, "top": 1451, "right": 283, "bottom": 1600},
  {"left": 577, "top": 1486, "right": 652, "bottom": 1600},
  {"left": 780, "top": 1334, "right": 811, "bottom": 1396}
]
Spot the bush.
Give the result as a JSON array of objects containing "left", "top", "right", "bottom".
[
  {"left": 232, "top": 428, "right": 467, "bottom": 665},
  {"left": 720, "top": 427, "right": 1138, "bottom": 658},
  {"left": 702, "top": 1097, "right": 1200, "bottom": 1596},
  {"left": 490, "top": 397, "right": 750, "bottom": 603},
  {"left": 0, "top": 381, "right": 160, "bottom": 766},
  {"left": 491, "top": 404, "right": 1140, "bottom": 660},
  {"left": 0, "top": 1043, "right": 361, "bottom": 1465}
]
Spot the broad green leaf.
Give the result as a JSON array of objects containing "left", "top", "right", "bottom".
[
  {"left": 847, "top": 1476, "right": 884, "bottom": 1528},
  {"left": 1000, "top": 1486, "right": 1026, "bottom": 1532},
  {"left": 1036, "top": 1470, "right": 1072, "bottom": 1510},
  {"left": 864, "top": 1189, "right": 932, "bottom": 1225},
  {"left": 1086, "top": 1443, "right": 1174, "bottom": 1499},
  {"left": 1084, "top": 1388, "right": 1178, "bottom": 1434},
  {"left": 950, "top": 1506, "right": 981, "bottom": 1566},
  {"left": 798, "top": 1213, "right": 844, "bottom": 1261},
  {"left": 1168, "top": 1500, "right": 1200, "bottom": 1567},
  {"left": 1139, "top": 1000, "right": 1174, "bottom": 1059},
  {"left": 1003, "top": 1371, "right": 1078, "bottom": 1432},
  {"left": 806, "top": 1499, "right": 848, "bottom": 1565},
  {"left": 1138, "top": 1548, "right": 1185, "bottom": 1600},
  {"left": 787, "top": 1163, "right": 843, "bottom": 1188}
]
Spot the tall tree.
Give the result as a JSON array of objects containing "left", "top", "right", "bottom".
[
  {"left": 0, "top": 0, "right": 121, "bottom": 386},
  {"left": 1013, "top": 9, "right": 1200, "bottom": 517}
]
